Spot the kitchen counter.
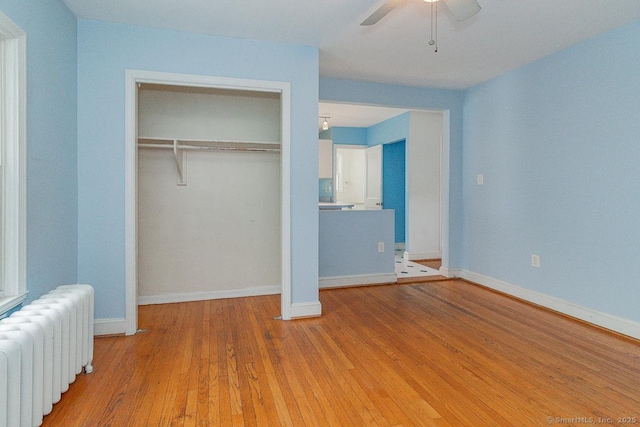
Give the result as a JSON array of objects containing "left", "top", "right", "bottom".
[{"left": 319, "top": 202, "right": 355, "bottom": 210}]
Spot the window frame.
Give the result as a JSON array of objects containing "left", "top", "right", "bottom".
[{"left": 0, "top": 11, "right": 27, "bottom": 316}]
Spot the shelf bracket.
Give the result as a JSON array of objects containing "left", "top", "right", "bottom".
[{"left": 173, "top": 139, "right": 186, "bottom": 186}]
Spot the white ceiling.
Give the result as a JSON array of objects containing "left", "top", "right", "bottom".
[{"left": 63, "top": 0, "right": 640, "bottom": 126}]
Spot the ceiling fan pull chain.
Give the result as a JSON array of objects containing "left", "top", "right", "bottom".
[
  {"left": 430, "top": 2, "right": 434, "bottom": 44},
  {"left": 428, "top": 1, "right": 438, "bottom": 53},
  {"left": 435, "top": 0, "right": 438, "bottom": 52}
]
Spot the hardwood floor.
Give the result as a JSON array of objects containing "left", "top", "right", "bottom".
[
  {"left": 42, "top": 280, "right": 640, "bottom": 426},
  {"left": 415, "top": 259, "right": 442, "bottom": 270}
]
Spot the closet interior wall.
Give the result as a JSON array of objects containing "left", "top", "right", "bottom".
[{"left": 137, "top": 84, "right": 282, "bottom": 303}]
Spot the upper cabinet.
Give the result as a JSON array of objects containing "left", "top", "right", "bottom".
[{"left": 319, "top": 139, "right": 333, "bottom": 179}]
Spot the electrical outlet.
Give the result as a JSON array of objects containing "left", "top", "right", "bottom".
[
  {"left": 531, "top": 254, "right": 540, "bottom": 268},
  {"left": 378, "top": 242, "right": 385, "bottom": 253},
  {"left": 477, "top": 174, "right": 484, "bottom": 185}
]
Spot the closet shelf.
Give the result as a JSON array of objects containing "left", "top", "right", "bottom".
[
  {"left": 137, "top": 137, "right": 280, "bottom": 186},
  {"left": 137, "top": 137, "right": 281, "bottom": 152}
]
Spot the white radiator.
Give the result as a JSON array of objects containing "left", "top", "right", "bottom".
[{"left": 0, "top": 284, "right": 94, "bottom": 427}]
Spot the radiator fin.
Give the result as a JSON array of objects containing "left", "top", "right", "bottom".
[{"left": 0, "top": 284, "right": 94, "bottom": 426}]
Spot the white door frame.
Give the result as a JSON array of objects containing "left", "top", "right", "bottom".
[
  {"left": 365, "top": 145, "right": 383, "bottom": 210},
  {"left": 124, "top": 70, "right": 292, "bottom": 335}
]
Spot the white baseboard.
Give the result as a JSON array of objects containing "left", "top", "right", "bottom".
[
  {"left": 137, "top": 285, "right": 281, "bottom": 306},
  {"left": 404, "top": 251, "right": 441, "bottom": 261},
  {"left": 439, "top": 267, "right": 460, "bottom": 278},
  {"left": 289, "top": 301, "right": 322, "bottom": 318},
  {"left": 319, "top": 273, "right": 397, "bottom": 289},
  {"left": 94, "top": 318, "right": 127, "bottom": 336},
  {"left": 459, "top": 270, "right": 640, "bottom": 341}
]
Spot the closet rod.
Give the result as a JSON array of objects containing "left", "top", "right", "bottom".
[{"left": 138, "top": 143, "right": 280, "bottom": 152}]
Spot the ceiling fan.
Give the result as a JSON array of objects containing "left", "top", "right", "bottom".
[
  {"left": 361, "top": 0, "right": 481, "bottom": 26},
  {"left": 361, "top": 0, "right": 481, "bottom": 51}
]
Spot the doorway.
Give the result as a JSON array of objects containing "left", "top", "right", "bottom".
[
  {"left": 319, "top": 103, "right": 447, "bottom": 268},
  {"left": 125, "top": 70, "right": 292, "bottom": 335},
  {"left": 382, "top": 140, "right": 406, "bottom": 245},
  {"left": 333, "top": 140, "right": 407, "bottom": 244},
  {"left": 136, "top": 84, "right": 281, "bottom": 304}
]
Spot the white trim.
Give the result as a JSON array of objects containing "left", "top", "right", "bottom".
[
  {"left": 439, "top": 110, "right": 450, "bottom": 272},
  {"left": 319, "top": 273, "right": 397, "bottom": 289},
  {"left": 279, "top": 84, "right": 292, "bottom": 320},
  {"left": 125, "top": 70, "right": 292, "bottom": 334},
  {"left": 124, "top": 72, "right": 138, "bottom": 336},
  {"left": 0, "top": 12, "right": 26, "bottom": 312},
  {"left": 289, "top": 301, "right": 322, "bottom": 319},
  {"left": 459, "top": 270, "right": 640, "bottom": 341},
  {"left": 138, "top": 285, "right": 281, "bottom": 306},
  {"left": 439, "top": 267, "right": 460, "bottom": 278},
  {"left": 94, "top": 318, "right": 127, "bottom": 336}
]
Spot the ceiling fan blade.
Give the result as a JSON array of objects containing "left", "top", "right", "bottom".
[
  {"left": 361, "top": 0, "right": 406, "bottom": 26},
  {"left": 441, "top": 0, "right": 481, "bottom": 22}
]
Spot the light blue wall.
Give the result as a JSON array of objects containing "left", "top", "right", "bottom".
[
  {"left": 324, "top": 114, "right": 409, "bottom": 147},
  {"left": 319, "top": 210, "right": 395, "bottom": 277},
  {"left": 7, "top": 1, "right": 634, "bottom": 329},
  {"left": 367, "top": 112, "right": 409, "bottom": 146},
  {"left": 319, "top": 78, "right": 464, "bottom": 268},
  {"left": 77, "top": 20, "right": 320, "bottom": 319},
  {"left": 368, "top": 114, "right": 410, "bottom": 244},
  {"left": 0, "top": 1, "right": 78, "bottom": 303},
  {"left": 383, "top": 141, "right": 406, "bottom": 243},
  {"left": 462, "top": 19, "right": 640, "bottom": 322},
  {"left": 330, "top": 126, "right": 368, "bottom": 146}
]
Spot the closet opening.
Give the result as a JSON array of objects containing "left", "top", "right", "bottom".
[{"left": 125, "top": 71, "right": 292, "bottom": 335}]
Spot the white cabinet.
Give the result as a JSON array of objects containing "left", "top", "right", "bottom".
[{"left": 319, "top": 139, "right": 333, "bottom": 179}]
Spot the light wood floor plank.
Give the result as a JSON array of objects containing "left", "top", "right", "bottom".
[{"left": 42, "top": 280, "right": 640, "bottom": 426}]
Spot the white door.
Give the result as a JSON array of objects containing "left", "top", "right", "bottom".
[
  {"left": 334, "top": 146, "right": 366, "bottom": 206},
  {"left": 365, "top": 145, "right": 382, "bottom": 210}
]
